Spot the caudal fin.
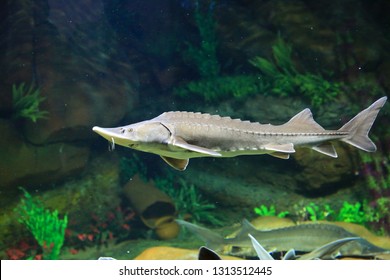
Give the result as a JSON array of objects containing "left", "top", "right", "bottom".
[{"left": 339, "top": 97, "right": 387, "bottom": 152}]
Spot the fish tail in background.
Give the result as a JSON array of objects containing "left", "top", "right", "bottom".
[
  {"left": 176, "top": 220, "right": 225, "bottom": 250},
  {"left": 339, "top": 97, "right": 387, "bottom": 152}
]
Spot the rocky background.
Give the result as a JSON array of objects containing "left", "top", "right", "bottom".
[{"left": 0, "top": 0, "right": 389, "bottom": 257}]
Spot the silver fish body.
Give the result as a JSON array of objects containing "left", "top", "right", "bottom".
[
  {"left": 93, "top": 97, "right": 387, "bottom": 170},
  {"left": 176, "top": 219, "right": 389, "bottom": 258}
]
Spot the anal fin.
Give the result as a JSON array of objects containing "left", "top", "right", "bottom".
[
  {"left": 312, "top": 143, "right": 338, "bottom": 158},
  {"left": 160, "top": 156, "right": 189, "bottom": 171}
]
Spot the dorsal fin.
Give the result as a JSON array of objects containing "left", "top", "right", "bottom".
[
  {"left": 235, "top": 219, "right": 259, "bottom": 239},
  {"left": 286, "top": 109, "right": 325, "bottom": 131}
]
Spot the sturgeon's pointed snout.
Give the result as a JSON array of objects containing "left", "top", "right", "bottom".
[
  {"left": 92, "top": 126, "right": 107, "bottom": 137},
  {"left": 92, "top": 126, "right": 133, "bottom": 148},
  {"left": 92, "top": 126, "right": 104, "bottom": 133},
  {"left": 92, "top": 126, "right": 118, "bottom": 141}
]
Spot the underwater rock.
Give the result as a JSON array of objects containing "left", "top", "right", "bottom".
[
  {"left": 302, "top": 1, "right": 384, "bottom": 73},
  {"left": 0, "top": 152, "right": 122, "bottom": 253},
  {"left": 209, "top": 0, "right": 336, "bottom": 71},
  {"left": 0, "top": 119, "right": 89, "bottom": 191},
  {"left": 0, "top": 0, "right": 139, "bottom": 144},
  {"left": 260, "top": 0, "right": 338, "bottom": 70},
  {"left": 179, "top": 144, "right": 362, "bottom": 216},
  {"left": 180, "top": 155, "right": 300, "bottom": 212},
  {"left": 249, "top": 216, "right": 296, "bottom": 231},
  {"left": 216, "top": 2, "right": 275, "bottom": 61},
  {"left": 215, "top": 0, "right": 383, "bottom": 75},
  {"left": 40, "top": 153, "right": 122, "bottom": 230},
  {"left": 293, "top": 143, "right": 359, "bottom": 193}
]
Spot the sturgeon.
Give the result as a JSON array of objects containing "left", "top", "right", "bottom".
[
  {"left": 176, "top": 219, "right": 389, "bottom": 258},
  {"left": 92, "top": 97, "right": 387, "bottom": 170}
]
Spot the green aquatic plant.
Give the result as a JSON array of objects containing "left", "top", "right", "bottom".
[
  {"left": 249, "top": 37, "right": 343, "bottom": 107},
  {"left": 175, "top": 74, "right": 267, "bottom": 101},
  {"left": 175, "top": 179, "right": 223, "bottom": 226},
  {"left": 374, "top": 197, "right": 390, "bottom": 235},
  {"left": 184, "top": 1, "right": 220, "bottom": 78},
  {"left": 176, "top": 3, "right": 267, "bottom": 103},
  {"left": 176, "top": 35, "right": 343, "bottom": 104},
  {"left": 119, "top": 154, "right": 147, "bottom": 184},
  {"left": 15, "top": 188, "right": 68, "bottom": 260},
  {"left": 360, "top": 153, "right": 390, "bottom": 192},
  {"left": 302, "top": 202, "right": 335, "bottom": 221},
  {"left": 296, "top": 201, "right": 382, "bottom": 228},
  {"left": 337, "top": 201, "right": 380, "bottom": 225},
  {"left": 295, "top": 202, "right": 334, "bottom": 222},
  {"left": 12, "top": 82, "right": 48, "bottom": 122},
  {"left": 336, "top": 201, "right": 367, "bottom": 224},
  {"left": 335, "top": 200, "right": 384, "bottom": 231},
  {"left": 254, "top": 205, "right": 289, "bottom": 218},
  {"left": 359, "top": 152, "right": 390, "bottom": 234},
  {"left": 254, "top": 201, "right": 383, "bottom": 229},
  {"left": 154, "top": 175, "right": 223, "bottom": 226}
]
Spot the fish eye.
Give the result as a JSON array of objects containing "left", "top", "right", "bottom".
[{"left": 128, "top": 128, "right": 133, "bottom": 132}]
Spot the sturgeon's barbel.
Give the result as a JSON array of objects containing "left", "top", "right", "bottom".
[{"left": 93, "top": 97, "right": 387, "bottom": 170}]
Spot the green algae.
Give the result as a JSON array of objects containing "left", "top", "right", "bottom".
[{"left": 15, "top": 188, "right": 68, "bottom": 259}]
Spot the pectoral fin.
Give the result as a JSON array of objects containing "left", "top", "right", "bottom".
[
  {"left": 160, "top": 156, "right": 189, "bottom": 171},
  {"left": 198, "top": 246, "right": 222, "bottom": 260},
  {"left": 248, "top": 234, "right": 274, "bottom": 260},
  {"left": 171, "top": 137, "right": 222, "bottom": 157}
]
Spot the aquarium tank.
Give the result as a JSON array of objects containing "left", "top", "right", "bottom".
[{"left": 0, "top": 0, "right": 389, "bottom": 260}]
